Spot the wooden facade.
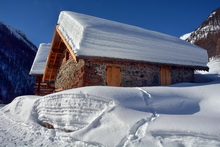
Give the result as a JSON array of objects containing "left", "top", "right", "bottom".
[
  {"left": 42, "top": 27, "right": 77, "bottom": 88},
  {"left": 106, "top": 66, "right": 122, "bottom": 86},
  {"left": 31, "top": 75, "right": 54, "bottom": 96},
  {"left": 160, "top": 67, "right": 171, "bottom": 86}
]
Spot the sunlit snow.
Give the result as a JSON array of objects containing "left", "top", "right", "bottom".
[
  {"left": 0, "top": 59, "right": 220, "bottom": 147},
  {"left": 29, "top": 43, "right": 50, "bottom": 75},
  {"left": 57, "top": 11, "right": 208, "bottom": 68}
]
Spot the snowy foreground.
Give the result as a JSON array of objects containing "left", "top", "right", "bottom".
[{"left": 1, "top": 62, "right": 220, "bottom": 147}]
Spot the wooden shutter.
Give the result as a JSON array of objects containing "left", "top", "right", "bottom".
[
  {"left": 106, "top": 66, "right": 121, "bottom": 86},
  {"left": 160, "top": 67, "right": 171, "bottom": 86}
]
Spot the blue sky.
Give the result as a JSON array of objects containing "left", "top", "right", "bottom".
[{"left": 0, "top": 0, "right": 219, "bottom": 47}]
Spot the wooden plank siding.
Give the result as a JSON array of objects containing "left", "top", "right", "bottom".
[
  {"left": 160, "top": 67, "right": 171, "bottom": 86},
  {"left": 106, "top": 66, "right": 122, "bottom": 86},
  {"left": 33, "top": 75, "right": 55, "bottom": 96}
]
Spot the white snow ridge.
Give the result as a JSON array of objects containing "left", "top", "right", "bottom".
[
  {"left": 35, "top": 92, "right": 115, "bottom": 132},
  {"left": 1, "top": 51, "right": 220, "bottom": 146}
]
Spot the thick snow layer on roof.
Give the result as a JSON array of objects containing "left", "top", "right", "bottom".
[
  {"left": 29, "top": 43, "right": 50, "bottom": 75},
  {"left": 57, "top": 11, "right": 208, "bottom": 68}
]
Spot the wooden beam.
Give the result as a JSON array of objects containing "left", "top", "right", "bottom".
[
  {"left": 47, "top": 65, "right": 59, "bottom": 69},
  {"left": 43, "top": 28, "right": 59, "bottom": 82},
  {"left": 43, "top": 25, "right": 78, "bottom": 82},
  {"left": 52, "top": 49, "right": 64, "bottom": 54},
  {"left": 56, "top": 26, "right": 77, "bottom": 62},
  {"left": 53, "top": 53, "right": 59, "bottom": 65}
]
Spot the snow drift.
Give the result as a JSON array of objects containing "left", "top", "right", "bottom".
[{"left": 1, "top": 70, "right": 220, "bottom": 146}]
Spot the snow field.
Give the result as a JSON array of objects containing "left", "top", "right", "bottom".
[{"left": 0, "top": 60, "right": 220, "bottom": 146}]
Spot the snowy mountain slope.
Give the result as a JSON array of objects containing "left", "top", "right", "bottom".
[
  {"left": 182, "top": 7, "right": 220, "bottom": 58},
  {"left": 180, "top": 32, "right": 192, "bottom": 40},
  {"left": 5, "top": 24, "right": 37, "bottom": 52},
  {"left": 0, "top": 22, "right": 37, "bottom": 103},
  {"left": 0, "top": 62, "right": 220, "bottom": 146}
]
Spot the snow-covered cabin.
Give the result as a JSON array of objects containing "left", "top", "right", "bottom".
[{"left": 30, "top": 11, "right": 208, "bottom": 94}]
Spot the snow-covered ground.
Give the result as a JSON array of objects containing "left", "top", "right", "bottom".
[{"left": 0, "top": 60, "right": 220, "bottom": 147}]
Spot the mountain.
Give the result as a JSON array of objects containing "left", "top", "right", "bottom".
[
  {"left": 0, "top": 22, "right": 37, "bottom": 104},
  {"left": 181, "top": 7, "right": 220, "bottom": 58}
]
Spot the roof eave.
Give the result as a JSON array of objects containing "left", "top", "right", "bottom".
[{"left": 77, "top": 55, "right": 209, "bottom": 70}]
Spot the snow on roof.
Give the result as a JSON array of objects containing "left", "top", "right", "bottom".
[
  {"left": 57, "top": 11, "right": 208, "bottom": 68},
  {"left": 29, "top": 43, "right": 50, "bottom": 75}
]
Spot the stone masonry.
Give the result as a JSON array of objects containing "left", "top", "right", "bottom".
[
  {"left": 55, "top": 56, "right": 195, "bottom": 90},
  {"left": 55, "top": 53, "right": 84, "bottom": 90},
  {"left": 82, "top": 58, "right": 194, "bottom": 87},
  {"left": 171, "top": 66, "right": 194, "bottom": 84}
]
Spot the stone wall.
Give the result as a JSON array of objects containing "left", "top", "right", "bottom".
[
  {"left": 55, "top": 57, "right": 195, "bottom": 90},
  {"left": 83, "top": 60, "right": 105, "bottom": 86},
  {"left": 171, "top": 67, "right": 194, "bottom": 84},
  {"left": 121, "top": 62, "right": 160, "bottom": 87},
  {"left": 83, "top": 59, "right": 195, "bottom": 87},
  {"left": 55, "top": 53, "right": 84, "bottom": 90},
  {"left": 83, "top": 59, "right": 161, "bottom": 87}
]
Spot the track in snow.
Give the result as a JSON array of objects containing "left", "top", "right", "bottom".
[{"left": 117, "top": 88, "right": 159, "bottom": 147}]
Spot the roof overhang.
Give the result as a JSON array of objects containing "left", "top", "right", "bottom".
[{"left": 42, "top": 26, "right": 77, "bottom": 83}]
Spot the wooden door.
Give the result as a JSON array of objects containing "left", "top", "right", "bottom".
[
  {"left": 106, "top": 66, "right": 121, "bottom": 86},
  {"left": 160, "top": 67, "right": 171, "bottom": 86}
]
